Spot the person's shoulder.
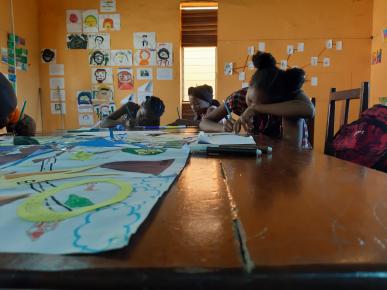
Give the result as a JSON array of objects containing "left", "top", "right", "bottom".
[{"left": 294, "top": 90, "right": 311, "bottom": 101}]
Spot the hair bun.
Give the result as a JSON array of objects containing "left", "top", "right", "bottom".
[
  {"left": 252, "top": 52, "right": 277, "bottom": 70},
  {"left": 285, "top": 68, "right": 306, "bottom": 92}
]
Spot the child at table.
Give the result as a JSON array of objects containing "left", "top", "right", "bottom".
[
  {"left": 98, "top": 95, "right": 165, "bottom": 128},
  {"left": 0, "top": 73, "right": 36, "bottom": 136},
  {"left": 200, "top": 52, "right": 315, "bottom": 148}
]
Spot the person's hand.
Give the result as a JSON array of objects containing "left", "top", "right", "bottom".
[
  {"left": 223, "top": 118, "right": 236, "bottom": 132},
  {"left": 234, "top": 107, "right": 256, "bottom": 134}
]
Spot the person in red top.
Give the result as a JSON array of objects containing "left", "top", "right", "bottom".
[
  {"left": 200, "top": 52, "right": 315, "bottom": 148},
  {"left": 0, "top": 72, "right": 36, "bottom": 136}
]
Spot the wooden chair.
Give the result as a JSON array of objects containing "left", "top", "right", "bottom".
[
  {"left": 181, "top": 102, "right": 195, "bottom": 120},
  {"left": 306, "top": 97, "right": 316, "bottom": 147},
  {"left": 324, "top": 82, "right": 369, "bottom": 155}
]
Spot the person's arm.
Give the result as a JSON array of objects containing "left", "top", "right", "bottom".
[
  {"left": 109, "top": 104, "right": 130, "bottom": 120},
  {"left": 199, "top": 104, "right": 234, "bottom": 132}
]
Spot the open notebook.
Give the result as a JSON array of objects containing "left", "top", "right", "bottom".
[{"left": 196, "top": 132, "right": 256, "bottom": 145}]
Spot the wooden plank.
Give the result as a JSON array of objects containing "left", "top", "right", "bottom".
[{"left": 331, "top": 88, "right": 361, "bottom": 101}]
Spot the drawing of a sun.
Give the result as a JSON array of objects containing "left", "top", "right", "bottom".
[{"left": 84, "top": 15, "right": 97, "bottom": 27}]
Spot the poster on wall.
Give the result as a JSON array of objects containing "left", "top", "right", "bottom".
[
  {"left": 100, "top": 0, "right": 116, "bottom": 12},
  {"left": 66, "top": 10, "right": 82, "bottom": 33},
  {"left": 50, "top": 90, "right": 66, "bottom": 102},
  {"left": 382, "top": 29, "right": 387, "bottom": 43},
  {"left": 91, "top": 67, "right": 113, "bottom": 84},
  {"left": 49, "top": 78, "right": 65, "bottom": 90},
  {"left": 136, "top": 68, "right": 152, "bottom": 80},
  {"left": 111, "top": 50, "right": 132, "bottom": 66},
  {"left": 82, "top": 10, "right": 99, "bottom": 33},
  {"left": 67, "top": 34, "right": 88, "bottom": 49},
  {"left": 49, "top": 64, "right": 65, "bottom": 76},
  {"left": 134, "top": 49, "right": 156, "bottom": 66},
  {"left": 224, "top": 63, "right": 233, "bottom": 76},
  {"left": 92, "top": 84, "right": 114, "bottom": 104},
  {"left": 372, "top": 49, "right": 383, "bottom": 65},
  {"left": 99, "top": 14, "right": 120, "bottom": 31},
  {"left": 117, "top": 68, "right": 134, "bottom": 90},
  {"left": 41, "top": 49, "right": 56, "bottom": 64},
  {"left": 156, "top": 43, "right": 173, "bottom": 66},
  {"left": 133, "top": 32, "right": 156, "bottom": 50},
  {"left": 94, "top": 102, "right": 116, "bottom": 120},
  {"left": 89, "top": 50, "right": 110, "bottom": 66},
  {"left": 77, "top": 91, "right": 94, "bottom": 113},
  {"left": 79, "top": 113, "right": 94, "bottom": 127},
  {"left": 51, "top": 103, "right": 66, "bottom": 115},
  {"left": 88, "top": 34, "right": 110, "bottom": 50},
  {"left": 156, "top": 68, "right": 173, "bottom": 80}
]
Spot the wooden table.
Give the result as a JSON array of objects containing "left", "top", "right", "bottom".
[{"left": 0, "top": 134, "right": 387, "bottom": 289}]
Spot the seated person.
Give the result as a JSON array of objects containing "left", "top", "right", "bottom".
[
  {"left": 99, "top": 95, "right": 165, "bottom": 128},
  {"left": 0, "top": 72, "right": 36, "bottom": 136},
  {"left": 169, "top": 84, "right": 220, "bottom": 126},
  {"left": 200, "top": 52, "right": 315, "bottom": 148}
]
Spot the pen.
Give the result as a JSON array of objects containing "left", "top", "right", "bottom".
[
  {"left": 191, "top": 144, "right": 262, "bottom": 156},
  {"left": 18, "top": 100, "right": 27, "bottom": 122},
  {"left": 109, "top": 128, "right": 114, "bottom": 140},
  {"left": 224, "top": 101, "right": 232, "bottom": 120}
]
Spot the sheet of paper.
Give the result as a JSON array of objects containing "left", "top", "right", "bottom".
[
  {"left": 49, "top": 64, "right": 64, "bottom": 76},
  {"left": 258, "top": 42, "right": 266, "bottom": 52},
  {"left": 136, "top": 68, "right": 152, "bottom": 80},
  {"left": 77, "top": 91, "right": 93, "bottom": 113},
  {"left": 50, "top": 78, "right": 65, "bottom": 90},
  {"left": 297, "top": 42, "right": 304, "bottom": 52},
  {"left": 51, "top": 102, "right": 66, "bottom": 114},
  {"left": 248, "top": 46, "right": 255, "bottom": 56},
  {"left": 287, "top": 45, "right": 294, "bottom": 55},
  {"left": 280, "top": 60, "right": 287, "bottom": 70},
  {"left": 239, "top": 71, "right": 246, "bottom": 81},
  {"left": 110, "top": 50, "right": 132, "bottom": 66},
  {"left": 156, "top": 68, "right": 173, "bottom": 80},
  {"left": 87, "top": 34, "right": 110, "bottom": 50},
  {"left": 311, "top": 77, "right": 318, "bottom": 86},
  {"left": 248, "top": 60, "right": 254, "bottom": 70},
  {"left": 326, "top": 39, "right": 333, "bottom": 49},
  {"left": 82, "top": 10, "right": 99, "bottom": 33},
  {"left": 117, "top": 68, "right": 134, "bottom": 90},
  {"left": 224, "top": 63, "right": 233, "bottom": 76},
  {"left": 323, "top": 57, "right": 330, "bottom": 67},
  {"left": 50, "top": 89, "right": 66, "bottom": 102},
  {"left": 311, "top": 56, "right": 318, "bottom": 66},
  {"left": 66, "top": 10, "right": 82, "bottom": 33},
  {"left": 89, "top": 50, "right": 110, "bottom": 66},
  {"left": 156, "top": 43, "right": 173, "bottom": 66},
  {"left": 99, "top": 14, "right": 120, "bottom": 31},
  {"left": 79, "top": 114, "right": 94, "bottom": 127},
  {"left": 134, "top": 49, "right": 156, "bottom": 66},
  {"left": 133, "top": 32, "right": 156, "bottom": 49},
  {"left": 67, "top": 34, "right": 88, "bottom": 49},
  {"left": 138, "top": 81, "right": 153, "bottom": 92},
  {"left": 100, "top": 0, "right": 116, "bottom": 12},
  {"left": 336, "top": 40, "right": 343, "bottom": 50},
  {"left": 197, "top": 132, "right": 256, "bottom": 145},
  {"left": 91, "top": 68, "right": 113, "bottom": 84}
]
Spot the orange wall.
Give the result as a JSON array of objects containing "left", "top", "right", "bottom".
[
  {"left": 0, "top": 0, "right": 42, "bottom": 131},
  {"left": 370, "top": 0, "right": 387, "bottom": 104},
  {"left": 218, "top": 0, "right": 373, "bottom": 152},
  {"left": 37, "top": 0, "right": 181, "bottom": 131}
]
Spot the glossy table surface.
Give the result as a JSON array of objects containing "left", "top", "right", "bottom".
[{"left": 0, "top": 132, "right": 387, "bottom": 289}]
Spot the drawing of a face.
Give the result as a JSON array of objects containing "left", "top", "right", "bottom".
[
  {"left": 78, "top": 92, "right": 92, "bottom": 105},
  {"left": 118, "top": 71, "right": 133, "bottom": 84},
  {"left": 103, "top": 18, "right": 114, "bottom": 30},
  {"left": 95, "top": 69, "right": 107, "bottom": 83},
  {"left": 55, "top": 104, "right": 62, "bottom": 111},
  {"left": 100, "top": 105, "right": 110, "bottom": 117},
  {"left": 158, "top": 48, "right": 169, "bottom": 60},
  {"left": 95, "top": 36, "right": 104, "bottom": 46},
  {"left": 41, "top": 49, "right": 55, "bottom": 63},
  {"left": 91, "top": 51, "right": 105, "bottom": 65},
  {"left": 68, "top": 34, "right": 88, "bottom": 49},
  {"left": 139, "top": 49, "right": 151, "bottom": 65},
  {"left": 69, "top": 13, "right": 79, "bottom": 23},
  {"left": 114, "top": 52, "right": 128, "bottom": 64},
  {"left": 84, "top": 15, "right": 97, "bottom": 27}
]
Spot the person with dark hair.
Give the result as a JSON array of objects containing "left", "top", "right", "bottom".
[
  {"left": 200, "top": 52, "right": 315, "bottom": 148},
  {"left": 188, "top": 84, "right": 220, "bottom": 122},
  {"left": 0, "top": 73, "right": 36, "bottom": 136},
  {"left": 98, "top": 96, "right": 165, "bottom": 128}
]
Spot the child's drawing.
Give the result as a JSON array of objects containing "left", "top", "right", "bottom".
[
  {"left": 99, "top": 14, "right": 120, "bottom": 31},
  {"left": 156, "top": 43, "right": 173, "bottom": 66},
  {"left": 67, "top": 34, "right": 88, "bottom": 49},
  {"left": 91, "top": 68, "right": 113, "bottom": 84},
  {"left": 88, "top": 34, "right": 110, "bottom": 50},
  {"left": 117, "top": 68, "right": 134, "bottom": 90},
  {"left": 111, "top": 50, "right": 132, "bottom": 66},
  {"left": 134, "top": 49, "right": 156, "bottom": 66},
  {"left": 133, "top": 32, "right": 156, "bottom": 50},
  {"left": 89, "top": 50, "right": 110, "bottom": 66},
  {"left": 82, "top": 10, "right": 99, "bottom": 33},
  {"left": 66, "top": 10, "right": 82, "bottom": 33}
]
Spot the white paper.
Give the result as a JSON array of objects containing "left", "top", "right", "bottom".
[
  {"left": 239, "top": 72, "right": 246, "bottom": 81},
  {"left": 326, "top": 39, "right": 333, "bottom": 49},
  {"left": 323, "top": 57, "right": 330, "bottom": 67},
  {"left": 311, "top": 77, "right": 318, "bottom": 86},
  {"left": 89, "top": 50, "right": 110, "bottom": 66},
  {"left": 87, "top": 34, "right": 110, "bottom": 50},
  {"left": 287, "top": 45, "right": 294, "bottom": 55},
  {"left": 120, "top": 94, "right": 136, "bottom": 105},
  {"left": 156, "top": 43, "right": 173, "bottom": 66},
  {"left": 136, "top": 68, "right": 153, "bottom": 80},
  {"left": 156, "top": 68, "right": 173, "bottom": 80},
  {"left": 82, "top": 10, "right": 99, "bottom": 33},
  {"left": 248, "top": 60, "right": 254, "bottom": 70},
  {"left": 258, "top": 42, "right": 266, "bottom": 52},
  {"left": 50, "top": 90, "right": 66, "bottom": 102},
  {"left": 280, "top": 60, "right": 287, "bottom": 70},
  {"left": 51, "top": 102, "right": 66, "bottom": 114},
  {"left": 138, "top": 81, "right": 153, "bottom": 93},
  {"left": 91, "top": 68, "right": 113, "bottom": 84},
  {"left": 248, "top": 46, "right": 255, "bottom": 56},
  {"left": 134, "top": 49, "right": 156, "bottom": 66},
  {"left": 50, "top": 78, "right": 65, "bottom": 90},
  {"left": 100, "top": 0, "right": 116, "bottom": 12},
  {"left": 110, "top": 50, "right": 132, "bottom": 66},
  {"left": 78, "top": 113, "right": 94, "bottom": 126},
  {"left": 137, "top": 92, "right": 150, "bottom": 104},
  {"left": 297, "top": 42, "right": 304, "bottom": 52},
  {"left": 311, "top": 57, "right": 318, "bottom": 66},
  {"left": 99, "top": 14, "right": 120, "bottom": 31},
  {"left": 224, "top": 63, "right": 233, "bottom": 76},
  {"left": 133, "top": 32, "right": 156, "bottom": 49},
  {"left": 49, "top": 64, "right": 64, "bottom": 76},
  {"left": 66, "top": 10, "right": 82, "bottom": 33},
  {"left": 197, "top": 132, "right": 256, "bottom": 145},
  {"left": 242, "top": 82, "right": 249, "bottom": 89},
  {"left": 336, "top": 40, "right": 343, "bottom": 50}
]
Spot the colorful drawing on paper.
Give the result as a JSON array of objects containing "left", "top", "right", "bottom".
[
  {"left": 133, "top": 32, "right": 156, "bottom": 49},
  {"left": 67, "top": 34, "right": 88, "bottom": 49},
  {"left": 100, "top": 0, "right": 116, "bottom": 12},
  {"left": 134, "top": 49, "right": 156, "bottom": 66},
  {"left": 79, "top": 114, "right": 94, "bottom": 127},
  {"left": 99, "top": 14, "right": 120, "bottom": 31},
  {"left": 41, "top": 49, "right": 56, "bottom": 64},
  {"left": 224, "top": 63, "right": 233, "bottom": 76},
  {"left": 136, "top": 68, "right": 152, "bottom": 80},
  {"left": 372, "top": 49, "right": 382, "bottom": 65},
  {"left": 91, "top": 68, "right": 113, "bottom": 84},
  {"left": 51, "top": 103, "right": 66, "bottom": 115},
  {"left": 156, "top": 43, "right": 173, "bottom": 66},
  {"left": 94, "top": 102, "right": 116, "bottom": 120},
  {"left": 77, "top": 91, "right": 93, "bottom": 113},
  {"left": 82, "top": 10, "right": 99, "bottom": 33},
  {"left": 92, "top": 84, "right": 114, "bottom": 104},
  {"left": 89, "top": 50, "right": 110, "bottom": 66},
  {"left": 111, "top": 50, "right": 132, "bottom": 66},
  {"left": 66, "top": 10, "right": 82, "bottom": 33},
  {"left": 87, "top": 34, "right": 110, "bottom": 50},
  {"left": 117, "top": 68, "right": 134, "bottom": 90},
  {"left": 383, "top": 29, "right": 387, "bottom": 43}
]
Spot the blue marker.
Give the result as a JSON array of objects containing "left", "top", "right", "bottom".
[
  {"left": 109, "top": 128, "right": 115, "bottom": 140},
  {"left": 224, "top": 101, "right": 232, "bottom": 120}
]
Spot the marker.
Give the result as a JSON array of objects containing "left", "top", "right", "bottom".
[
  {"left": 18, "top": 100, "right": 27, "bottom": 122},
  {"left": 220, "top": 145, "right": 272, "bottom": 154},
  {"left": 109, "top": 128, "right": 115, "bottom": 140},
  {"left": 135, "top": 125, "right": 187, "bottom": 130},
  {"left": 177, "top": 107, "right": 181, "bottom": 119},
  {"left": 257, "top": 145, "right": 272, "bottom": 154},
  {"left": 191, "top": 144, "right": 261, "bottom": 157},
  {"left": 224, "top": 101, "right": 232, "bottom": 120}
]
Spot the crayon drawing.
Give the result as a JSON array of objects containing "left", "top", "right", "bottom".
[
  {"left": 111, "top": 50, "right": 132, "bottom": 66},
  {"left": 133, "top": 32, "right": 156, "bottom": 49},
  {"left": 87, "top": 34, "right": 110, "bottom": 50},
  {"left": 134, "top": 49, "right": 156, "bottom": 66},
  {"left": 89, "top": 50, "right": 110, "bottom": 66},
  {"left": 66, "top": 10, "right": 82, "bottom": 33},
  {"left": 91, "top": 68, "right": 113, "bottom": 84},
  {"left": 117, "top": 68, "right": 134, "bottom": 90},
  {"left": 156, "top": 43, "right": 173, "bottom": 66},
  {"left": 82, "top": 10, "right": 99, "bottom": 33},
  {"left": 99, "top": 14, "right": 120, "bottom": 31},
  {"left": 92, "top": 84, "right": 114, "bottom": 104},
  {"left": 67, "top": 34, "right": 88, "bottom": 49}
]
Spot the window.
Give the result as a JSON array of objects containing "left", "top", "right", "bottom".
[{"left": 183, "top": 47, "right": 216, "bottom": 101}]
